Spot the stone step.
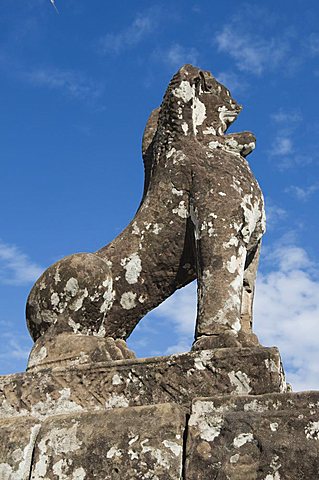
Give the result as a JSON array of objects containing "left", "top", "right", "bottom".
[
  {"left": 185, "top": 391, "right": 319, "bottom": 479},
  {"left": 0, "top": 403, "right": 185, "bottom": 480},
  {"left": 0, "top": 347, "right": 286, "bottom": 420}
]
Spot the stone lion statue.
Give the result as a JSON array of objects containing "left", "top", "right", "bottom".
[{"left": 26, "top": 64, "right": 265, "bottom": 368}]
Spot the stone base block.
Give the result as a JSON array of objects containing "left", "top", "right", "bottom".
[
  {"left": 0, "top": 403, "right": 185, "bottom": 480},
  {"left": 185, "top": 391, "right": 319, "bottom": 479},
  {"left": 0, "top": 347, "right": 286, "bottom": 419}
]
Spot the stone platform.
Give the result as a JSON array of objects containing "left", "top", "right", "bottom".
[{"left": 1, "top": 348, "right": 319, "bottom": 479}]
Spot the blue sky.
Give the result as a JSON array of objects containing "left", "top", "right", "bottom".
[{"left": 1, "top": 0, "right": 319, "bottom": 390}]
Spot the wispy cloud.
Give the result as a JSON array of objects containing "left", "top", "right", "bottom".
[
  {"left": 99, "top": 8, "right": 158, "bottom": 55},
  {"left": 307, "top": 33, "right": 319, "bottom": 56},
  {"left": 162, "top": 44, "right": 199, "bottom": 68},
  {"left": 273, "top": 137, "right": 293, "bottom": 156},
  {"left": 268, "top": 109, "right": 311, "bottom": 168},
  {"left": 265, "top": 199, "right": 287, "bottom": 230},
  {"left": 286, "top": 183, "right": 319, "bottom": 201},
  {"left": 0, "top": 240, "right": 44, "bottom": 285},
  {"left": 23, "top": 67, "right": 103, "bottom": 102},
  {"left": 271, "top": 111, "right": 302, "bottom": 124},
  {"left": 216, "top": 27, "right": 289, "bottom": 75}
]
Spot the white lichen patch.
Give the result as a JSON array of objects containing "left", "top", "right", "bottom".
[
  {"left": 33, "top": 423, "right": 82, "bottom": 479},
  {"left": 218, "top": 191, "right": 226, "bottom": 196},
  {"left": 181, "top": 122, "right": 189, "bottom": 135},
  {"left": 240, "top": 193, "right": 264, "bottom": 244},
  {"left": 51, "top": 292, "right": 60, "bottom": 307},
  {"left": 152, "top": 223, "right": 162, "bottom": 235},
  {"left": 270, "top": 422, "right": 279, "bottom": 432},
  {"left": 194, "top": 351, "right": 214, "bottom": 370},
  {"left": 121, "top": 253, "right": 142, "bottom": 284},
  {"left": 203, "top": 126, "right": 216, "bottom": 135},
  {"left": 244, "top": 399, "right": 267, "bottom": 413},
  {"left": 211, "top": 298, "right": 241, "bottom": 330},
  {"left": 226, "top": 246, "right": 245, "bottom": 274},
  {"left": 200, "top": 219, "right": 215, "bottom": 237},
  {"left": 172, "top": 187, "right": 184, "bottom": 196},
  {"left": 265, "top": 473, "right": 281, "bottom": 480},
  {"left": 173, "top": 80, "right": 194, "bottom": 103},
  {"left": 106, "top": 446, "right": 123, "bottom": 459},
  {"left": 138, "top": 294, "right": 147, "bottom": 303},
  {"left": 68, "top": 318, "right": 81, "bottom": 334},
  {"left": 223, "top": 236, "right": 239, "bottom": 249},
  {"left": 189, "top": 401, "right": 227, "bottom": 442},
  {"left": 112, "top": 374, "right": 123, "bottom": 386},
  {"left": 70, "top": 288, "right": 88, "bottom": 312},
  {"left": 31, "top": 388, "right": 83, "bottom": 420},
  {"left": 233, "top": 432, "right": 254, "bottom": 448},
  {"left": 172, "top": 200, "right": 189, "bottom": 218},
  {"left": 162, "top": 440, "right": 182, "bottom": 457},
  {"left": 100, "top": 277, "right": 116, "bottom": 313},
  {"left": 120, "top": 292, "right": 137, "bottom": 310},
  {"left": 228, "top": 370, "right": 252, "bottom": 394},
  {"left": 230, "top": 453, "right": 240, "bottom": 464},
  {"left": 54, "top": 268, "right": 61, "bottom": 284},
  {"left": 105, "top": 394, "right": 129, "bottom": 409},
  {"left": 192, "top": 97, "right": 206, "bottom": 134},
  {"left": 131, "top": 221, "right": 140, "bottom": 235},
  {"left": 141, "top": 439, "right": 171, "bottom": 469},
  {"left": 0, "top": 424, "right": 41, "bottom": 480},
  {"left": 305, "top": 420, "right": 319, "bottom": 440},
  {"left": 264, "top": 455, "right": 282, "bottom": 480},
  {"left": 64, "top": 277, "right": 79, "bottom": 297},
  {"left": 129, "top": 435, "right": 139, "bottom": 445},
  {"left": 208, "top": 140, "right": 223, "bottom": 150},
  {"left": 128, "top": 448, "right": 139, "bottom": 460}
]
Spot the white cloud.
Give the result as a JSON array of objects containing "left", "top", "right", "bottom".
[
  {"left": 215, "top": 25, "right": 289, "bottom": 76},
  {"left": 269, "top": 109, "right": 302, "bottom": 168},
  {"left": 286, "top": 184, "right": 319, "bottom": 201},
  {"left": 24, "top": 67, "right": 103, "bottom": 101},
  {"left": 99, "top": 9, "right": 157, "bottom": 54},
  {"left": 254, "top": 243, "right": 319, "bottom": 391},
  {"left": 273, "top": 137, "right": 293, "bottom": 156},
  {"left": 0, "top": 240, "right": 44, "bottom": 285}
]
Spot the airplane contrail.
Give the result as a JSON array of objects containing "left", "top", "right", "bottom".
[{"left": 50, "top": 0, "right": 59, "bottom": 14}]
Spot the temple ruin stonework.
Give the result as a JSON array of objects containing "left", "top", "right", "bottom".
[{"left": 0, "top": 65, "right": 318, "bottom": 479}]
